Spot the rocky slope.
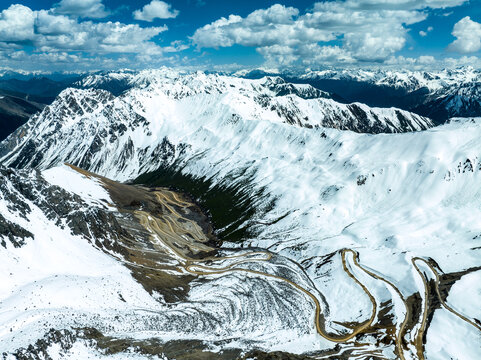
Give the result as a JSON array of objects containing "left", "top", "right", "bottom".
[{"left": 0, "top": 93, "right": 45, "bottom": 141}]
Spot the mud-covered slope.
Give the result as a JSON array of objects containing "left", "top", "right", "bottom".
[{"left": 1, "top": 165, "right": 336, "bottom": 359}]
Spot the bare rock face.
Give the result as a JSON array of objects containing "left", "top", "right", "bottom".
[
  {"left": 0, "top": 166, "right": 130, "bottom": 252},
  {"left": 0, "top": 213, "right": 33, "bottom": 249}
]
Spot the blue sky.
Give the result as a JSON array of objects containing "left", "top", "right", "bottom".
[{"left": 1, "top": 0, "right": 481, "bottom": 72}]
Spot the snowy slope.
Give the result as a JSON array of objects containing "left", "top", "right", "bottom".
[
  {"left": 73, "top": 69, "right": 432, "bottom": 131},
  {"left": 0, "top": 71, "right": 479, "bottom": 359},
  {"left": 0, "top": 166, "right": 163, "bottom": 355}
]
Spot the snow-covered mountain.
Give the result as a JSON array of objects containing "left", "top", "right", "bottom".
[
  {"left": 0, "top": 71, "right": 432, "bottom": 175},
  {"left": 412, "top": 81, "right": 481, "bottom": 120},
  {"left": 1, "top": 70, "right": 480, "bottom": 359},
  {"left": 73, "top": 69, "right": 139, "bottom": 96},
  {"left": 287, "top": 67, "right": 481, "bottom": 123},
  {"left": 4, "top": 165, "right": 312, "bottom": 358},
  {"left": 299, "top": 67, "right": 480, "bottom": 92}
]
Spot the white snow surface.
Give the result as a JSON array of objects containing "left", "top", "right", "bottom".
[
  {"left": 42, "top": 164, "right": 112, "bottom": 205},
  {"left": 0, "top": 70, "right": 480, "bottom": 358},
  {"left": 447, "top": 271, "right": 481, "bottom": 321},
  {"left": 0, "top": 169, "right": 164, "bottom": 353}
]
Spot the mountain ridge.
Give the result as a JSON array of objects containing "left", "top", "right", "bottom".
[{"left": 0, "top": 71, "right": 433, "bottom": 175}]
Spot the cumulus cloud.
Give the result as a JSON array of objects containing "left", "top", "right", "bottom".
[
  {"left": 258, "top": 44, "right": 355, "bottom": 67},
  {"left": 0, "top": 0, "right": 473, "bottom": 71},
  {"left": 192, "top": 0, "right": 470, "bottom": 67},
  {"left": 133, "top": 1, "right": 179, "bottom": 22},
  {"left": 383, "top": 54, "right": 481, "bottom": 70},
  {"left": 33, "top": 21, "right": 168, "bottom": 54},
  {"left": 0, "top": 4, "right": 35, "bottom": 42},
  {"left": 1, "top": 49, "right": 132, "bottom": 72},
  {"left": 193, "top": 2, "right": 428, "bottom": 65},
  {"left": 385, "top": 55, "right": 435, "bottom": 66},
  {"left": 448, "top": 16, "right": 481, "bottom": 53},
  {"left": 0, "top": 2, "right": 188, "bottom": 71},
  {"left": 444, "top": 55, "right": 481, "bottom": 67},
  {"left": 0, "top": 3, "right": 172, "bottom": 55},
  {"left": 54, "top": 0, "right": 109, "bottom": 19},
  {"left": 191, "top": 5, "right": 329, "bottom": 50},
  {"left": 191, "top": 4, "right": 331, "bottom": 49},
  {"left": 35, "top": 10, "right": 76, "bottom": 35}
]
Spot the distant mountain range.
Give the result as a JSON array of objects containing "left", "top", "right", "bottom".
[
  {"left": 236, "top": 67, "right": 481, "bottom": 124},
  {"left": 1, "top": 66, "right": 481, "bottom": 141},
  {"left": 0, "top": 74, "right": 80, "bottom": 141}
]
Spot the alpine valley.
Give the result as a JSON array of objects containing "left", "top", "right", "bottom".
[{"left": 0, "top": 68, "right": 480, "bottom": 360}]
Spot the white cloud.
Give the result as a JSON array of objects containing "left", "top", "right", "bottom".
[
  {"left": 35, "top": 51, "right": 82, "bottom": 63},
  {"left": 192, "top": 0, "right": 470, "bottom": 67},
  {"left": 386, "top": 55, "right": 435, "bottom": 65},
  {"left": 258, "top": 44, "right": 355, "bottom": 67},
  {"left": 1, "top": 50, "right": 120, "bottom": 72},
  {"left": 448, "top": 16, "right": 481, "bottom": 53},
  {"left": 419, "top": 26, "right": 433, "bottom": 37},
  {"left": 0, "top": 2, "right": 188, "bottom": 72},
  {"left": 163, "top": 40, "right": 189, "bottom": 53},
  {"left": 35, "top": 21, "right": 168, "bottom": 54},
  {"left": 54, "top": 0, "right": 109, "bottom": 19},
  {"left": 418, "top": 54, "right": 436, "bottom": 63},
  {"left": 191, "top": 15, "right": 242, "bottom": 48},
  {"left": 328, "top": 0, "right": 467, "bottom": 10},
  {"left": 192, "top": 2, "right": 432, "bottom": 66},
  {"left": 0, "top": 4, "right": 170, "bottom": 56},
  {"left": 0, "top": 4, "right": 35, "bottom": 42},
  {"left": 0, "top": 0, "right": 473, "bottom": 71},
  {"left": 192, "top": 5, "right": 330, "bottom": 50},
  {"left": 35, "top": 10, "right": 76, "bottom": 35},
  {"left": 133, "top": 1, "right": 179, "bottom": 22},
  {"left": 444, "top": 55, "right": 481, "bottom": 67},
  {"left": 192, "top": 4, "right": 331, "bottom": 49},
  {"left": 382, "top": 54, "right": 481, "bottom": 70}
]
